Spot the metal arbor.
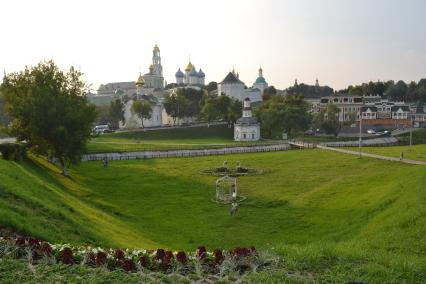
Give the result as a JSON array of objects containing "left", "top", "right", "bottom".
[{"left": 215, "top": 175, "right": 237, "bottom": 203}]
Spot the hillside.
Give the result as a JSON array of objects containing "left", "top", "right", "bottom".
[{"left": 0, "top": 150, "right": 425, "bottom": 282}]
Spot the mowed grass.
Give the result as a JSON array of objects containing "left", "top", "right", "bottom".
[
  {"left": 343, "top": 144, "right": 426, "bottom": 161},
  {"left": 1, "top": 149, "right": 425, "bottom": 282},
  {"left": 87, "top": 125, "right": 277, "bottom": 153}
]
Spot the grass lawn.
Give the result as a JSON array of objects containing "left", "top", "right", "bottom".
[
  {"left": 1, "top": 149, "right": 425, "bottom": 282},
  {"left": 88, "top": 125, "right": 279, "bottom": 153},
  {"left": 343, "top": 144, "right": 426, "bottom": 161}
]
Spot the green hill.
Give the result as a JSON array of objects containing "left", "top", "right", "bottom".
[{"left": 0, "top": 149, "right": 425, "bottom": 282}]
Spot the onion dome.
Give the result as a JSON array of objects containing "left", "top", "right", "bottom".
[
  {"left": 198, "top": 69, "right": 205, "bottom": 77},
  {"left": 135, "top": 74, "right": 145, "bottom": 86},
  {"left": 185, "top": 61, "right": 193, "bottom": 72},
  {"left": 149, "top": 64, "right": 154, "bottom": 73},
  {"left": 189, "top": 68, "right": 198, "bottom": 77},
  {"left": 255, "top": 76, "right": 267, "bottom": 84},
  {"left": 153, "top": 44, "right": 160, "bottom": 52},
  {"left": 175, "top": 68, "right": 184, "bottom": 78}
]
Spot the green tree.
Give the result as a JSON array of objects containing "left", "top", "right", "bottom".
[
  {"left": 281, "top": 94, "right": 311, "bottom": 135},
  {"left": 319, "top": 103, "right": 341, "bottom": 136},
  {"left": 228, "top": 98, "right": 242, "bottom": 124},
  {"left": 163, "top": 92, "right": 190, "bottom": 125},
  {"left": 256, "top": 96, "right": 285, "bottom": 137},
  {"left": 262, "top": 86, "right": 277, "bottom": 101},
  {"left": 200, "top": 96, "right": 220, "bottom": 125},
  {"left": 131, "top": 100, "right": 152, "bottom": 129},
  {"left": 109, "top": 98, "right": 125, "bottom": 130},
  {"left": 0, "top": 60, "right": 96, "bottom": 176},
  {"left": 386, "top": 80, "right": 408, "bottom": 101}
]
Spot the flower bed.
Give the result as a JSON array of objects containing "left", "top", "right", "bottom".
[{"left": 0, "top": 236, "right": 279, "bottom": 276}]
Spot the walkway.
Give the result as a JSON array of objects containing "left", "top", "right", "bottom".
[
  {"left": 82, "top": 143, "right": 291, "bottom": 161},
  {"left": 316, "top": 145, "right": 426, "bottom": 165}
]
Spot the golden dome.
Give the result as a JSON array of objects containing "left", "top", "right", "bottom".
[
  {"left": 185, "top": 61, "right": 193, "bottom": 72},
  {"left": 135, "top": 74, "right": 145, "bottom": 86}
]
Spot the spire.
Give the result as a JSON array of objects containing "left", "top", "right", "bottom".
[
  {"left": 259, "top": 66, "right": 263, "bottom": 77},
  {"left": 294, "top": 79, "right": 298, "bottom": 87},
  {"left": 315, "top": 78, "right": 319, "bottom": 87}
]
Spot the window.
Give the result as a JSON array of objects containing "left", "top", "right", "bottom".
[
  {"left": 252, "top": 134, "right": 255, "bottom": 139},
  {"left": 243, "top": 134, "right": 246, "bottom": 139}
]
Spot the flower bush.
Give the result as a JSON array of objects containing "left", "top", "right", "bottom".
[{"left": 0, "top": 236, "right": 278, "bottom": 276}]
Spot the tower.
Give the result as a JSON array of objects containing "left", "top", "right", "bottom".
[
  {"left": 152, "top": 44, "right": 162, "bottom": 76},
  {"left": 243, "top": 97, "right": 252, "bottom": 118}
]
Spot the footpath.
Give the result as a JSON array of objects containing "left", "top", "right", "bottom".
[{"left": 316, "top": 145, "right": 426, "bottom": 165}]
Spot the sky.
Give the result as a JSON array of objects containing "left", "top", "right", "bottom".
[{"left": 1, "top": 0, "right": 425, "bottom": 91}]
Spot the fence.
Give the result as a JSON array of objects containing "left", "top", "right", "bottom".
[{"left": 82, "top": 144, "right": 292, "bottom": 161}]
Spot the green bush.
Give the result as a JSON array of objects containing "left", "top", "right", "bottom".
[
  {"left": 397, "top": 129, "right": 426, "bottom": 145},
  {"left": 0, "top": 143, "right": 26, "bottom": 161}
]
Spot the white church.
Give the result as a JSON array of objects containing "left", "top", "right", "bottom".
[
  {"left": 218, "top": 67, "right": 269, "bottom": 103},
  {"left": 234, "top": 97, "right": 260, "bottom": 141},
  {"left": 175, "top": 61, "right": 205, "bottom": 86}
]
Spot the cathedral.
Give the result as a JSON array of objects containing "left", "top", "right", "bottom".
[{"left": 175, "top": 61, "right": 205, "bottom": 86}]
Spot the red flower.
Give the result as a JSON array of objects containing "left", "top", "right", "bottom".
[
  {"left": 214, "top": 249, "right": 224, "bottom": 264},
  {"left": 114, "top": 249, "right": 125, "bottom": 260},
  {"left": 28, "top": 238, "right": 41, "bottom": 249},
  {"left": 164, "top": 251, "right": 174, "bottom": 265},
  {"left": 139, "top": 255, "right": 149, "bottom": 268},
  {"left": 15, "top": 237, "right": 26, "bottom": 247},
  {"left": 156, "top": 249, "right": 165, "bottom": 260},
  {"left": 176, "top": 251, "right": 187, "bottom": 265},
  {"left": 123, "top": 259, "right": 136, "bottom": 272},
  {"left": 96, "top": 251, "right": 107, "bottom": 266},
  {"left": 196, "top": 246, "right": 207, "bottom": 260},
  {"left": 39, "top": 242, "right": 52, "bottom": 255},
  {"left": 60, "top": 247, "right": 74, "bottom": 264}
]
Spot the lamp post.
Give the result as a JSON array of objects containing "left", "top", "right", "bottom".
[
  {"left": 359, "top": 109, "right": 362, "bottom": 158},
  {"left": 409, "top": 113, "right": 413, "bottom": 149}
]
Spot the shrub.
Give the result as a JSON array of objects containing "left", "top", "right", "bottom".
[{"left": 0, "top": 143, "right": 26, "bottom": 161}]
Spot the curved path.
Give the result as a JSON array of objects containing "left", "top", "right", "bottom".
[{"left": 317, "top": 145, "right": 426, "bottom": 165}]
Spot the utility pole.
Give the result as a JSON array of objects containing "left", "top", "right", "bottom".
[
  {"left": 410, "top": 114, "right": 413, "bottom": 149},
  {"left": 359, "top": 109, "right": 362, "bottom": 158}
]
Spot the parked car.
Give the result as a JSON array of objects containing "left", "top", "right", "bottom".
[
  {"left": 304, "top": 129, "right": 315, "bottom": 135},
  {"left": 93, "top": 125, "right": 111, "bottom": 134},
  {"left": 366, "top": 129, "right": 376, "bottom": 134}
]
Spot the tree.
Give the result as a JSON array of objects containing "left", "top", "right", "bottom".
[
  {"left": 205, "top": 81, "right": 218, "bottom": 92},
  {"left": 256, "top": 96, "right": 285, "bottom": 137},
  {"left": 386, "top": 80, "right": 408, "bottom": 101},
  {"left": 0, "top": 60, "right": 96, "bottom": 176},
  {"left": 200, "top": 96, "right": 220, "bottom": 125},
  {"left": 109, "top": 99, "right": 125, "bottom": 130},
  {"left": 163, "top": 92, "right": 190, "bottom": 125},
  {"left": 414, "top": 79, "right": 426, "bottom": 102},
  {"left": 262, "top": 86, "right": 277, "bottom": 101},
  {"left": 281, "top": 94, "right": 311, "bottom": 135},
  {"left": 228, "top": 99, "right": 242, "bottom": 124},
  {"left": 319, "top": 103, "right": 341, "bottom": 136},
  {"left": 131, "top": 100, "right": 152, "bottom": 129}
]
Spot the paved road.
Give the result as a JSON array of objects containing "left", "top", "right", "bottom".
[{"left": 317, "top": 145, "right": 426, "bottom": 165}]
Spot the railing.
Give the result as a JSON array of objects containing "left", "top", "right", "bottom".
[{"left": 82, "top": 143, "right": 292, "bottom": 161}]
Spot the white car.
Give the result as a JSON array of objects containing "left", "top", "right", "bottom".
[
  {"left": 93, "top": 125, "right": 110, "bottom": 134},
  {"left": 367, "top": 129, "right": 376, "bottom": 134}
]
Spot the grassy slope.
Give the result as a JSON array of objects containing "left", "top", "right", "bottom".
[
  {"left": 0, "top": 150, "right": 425, "bottom": 282},
  {"left": 87, "top": 125, "right": 277, "bottom": 153},
  {"left": 343, "top": 144, "right": 426, "bottom": 161}
]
